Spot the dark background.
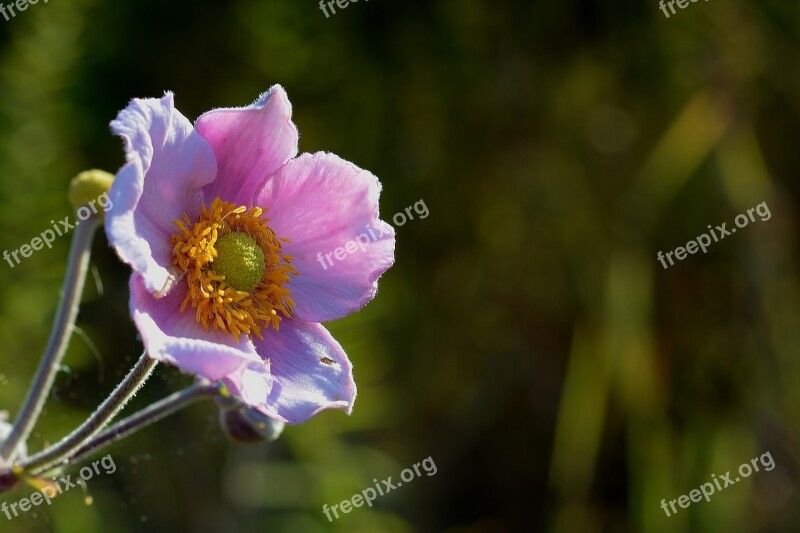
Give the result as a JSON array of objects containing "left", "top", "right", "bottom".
[{"left": 0, "top": 0, "right": 799, "bottom": 531}]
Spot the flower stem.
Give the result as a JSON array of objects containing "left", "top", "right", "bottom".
[
  {"left": 0, "top": 216, "right": 100, "bottom": 461},
  {"left": 36, "top": 382, "right": 219, "bottom": 475},
  {"left": 17, "top": 351, "right": 157, "bottom": 474}
]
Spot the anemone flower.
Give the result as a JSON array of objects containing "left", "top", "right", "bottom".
[{"left": 106, "top": 86, "right": 395, "bottom": 424}]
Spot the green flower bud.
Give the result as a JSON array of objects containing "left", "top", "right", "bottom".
[{"left": 68, "top": 169, "right": 114, "bottom": 219}]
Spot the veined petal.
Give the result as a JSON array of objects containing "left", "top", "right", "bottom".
[
  {"left": 254, "top": 152, "right": 395, "bottom": 323},
  {"left": 251, "top": 320, "right": 356, "bottom": 424},
  {"left": 196, "top": 85, "right": 299, "bottom": 207},
  {"left": 130, "top": 274, "right": 260, "bottom": 381},
  {"left": 107, "top": 93, "right": 217, "bottom": 296}
]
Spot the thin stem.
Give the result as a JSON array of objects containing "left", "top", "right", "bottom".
[
  {"left": 0, "top": 216, "right": 100, "bottom": 461},
  {"left": 18, "top": 351, "right": 157, "bottom": 473},
  {"left": 37, "top": 382, "right": 218, "bottom": 474}
]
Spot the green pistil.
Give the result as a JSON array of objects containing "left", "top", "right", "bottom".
[{"left": 212, "top": 232, "right": 265, "bottom": 292}]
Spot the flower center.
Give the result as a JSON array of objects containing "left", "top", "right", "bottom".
[
  {"left": 170, "top": 198, "right": 296, "bottom": 342},
  {"left": 211, "top": 232, "right": 265, "bottom": 292}
]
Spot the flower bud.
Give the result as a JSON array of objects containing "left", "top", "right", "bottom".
[
  {"left": 67, "top": 169, "right": 114, "bottom": 217},
  {"left": 0, "top": 470, "right": 19, "bottom": 493},
  {"left": 214, "top": 396, "right": 284, "bottom": 443}
]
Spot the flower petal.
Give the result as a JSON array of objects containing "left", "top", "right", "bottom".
[
  {"left": 251, "top": 320, "right": 356, "bottom": 424},
  {"left": 130, "top": 274, "right": 261, "bottom": 381},
  {"left": 196, "top": 85, "right": 298, "bottom": 206},
  {"left": 223, "top": 363, "right": 274, "bottom": 407},
  {"left": 254, "top": 152, "right": 395, "bottom": 322},
  {"left": 107, "top": 93, "right": 217, "bottom": 295}
]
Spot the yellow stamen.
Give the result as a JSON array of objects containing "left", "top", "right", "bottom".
[{"left": 170, "top": 198, "right": 297, "bottom": 342}]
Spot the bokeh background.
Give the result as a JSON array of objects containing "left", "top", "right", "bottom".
[{"left": 0, "top": 0, "right": 799, "bottom": 531}]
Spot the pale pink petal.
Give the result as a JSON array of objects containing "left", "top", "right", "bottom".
[
  {"left": 130, "top": 275, "right": 261, "bottom": 381},
  {"left": 196, "top": 85, "right": 298, "bottom": 206},
  {"left": 254, "top": 153, "right": 395, "bottom": 323},
  {"left": 107, "top": 93, "right": 217, "bottom": 295},
  {"left": 251, "top": 320, "right": 356, "bottom": 424},
  {"left": 223, "top": 363, "right": 274, "bottom": 407}
]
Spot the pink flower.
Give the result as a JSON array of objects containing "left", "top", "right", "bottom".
[{"left": 105, "top": 86, "right": 395, "bottom": 424}]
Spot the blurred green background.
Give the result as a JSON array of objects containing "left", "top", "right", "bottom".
[{"left": 0, "top": 0, "right": 799, "bottom": 531}]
